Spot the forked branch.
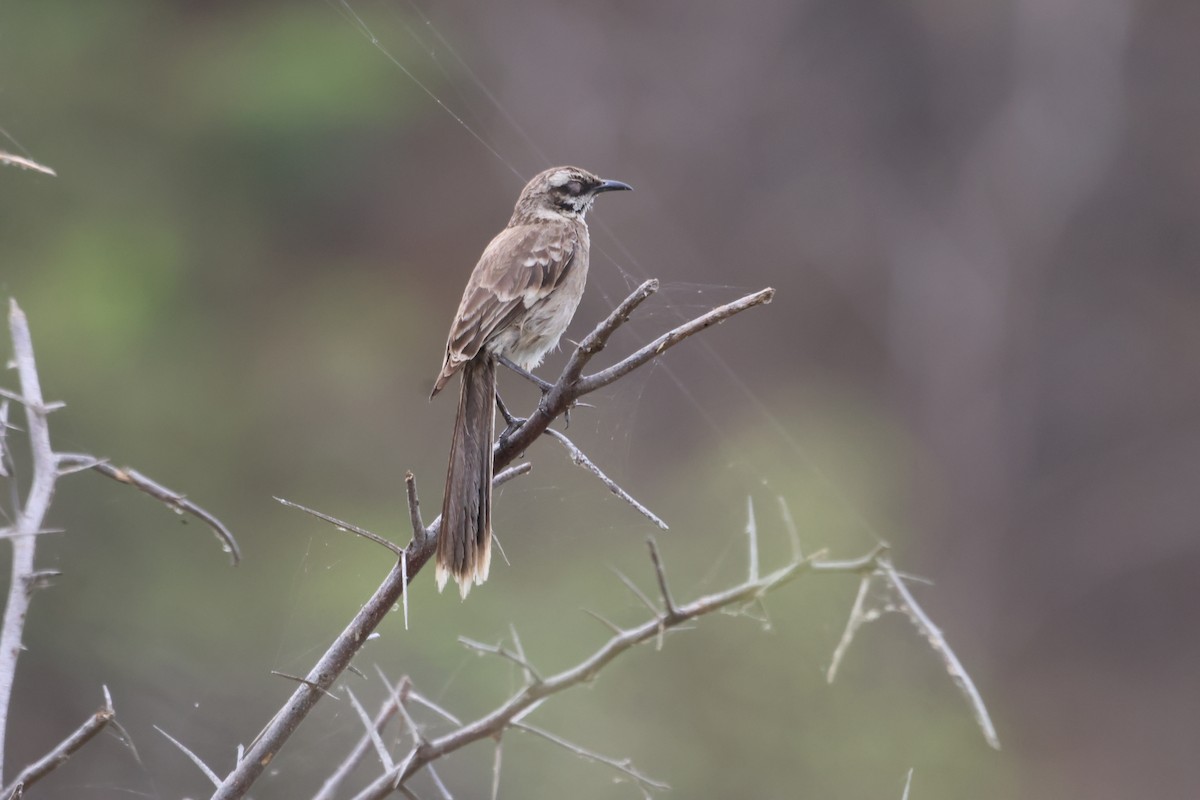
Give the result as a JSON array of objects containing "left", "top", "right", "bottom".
[
  {"left": 0, "top": 301, "right": 238, "bottom": 790},
  {"left": 211, "top": 282, "right": 774, "bottom": 799}
]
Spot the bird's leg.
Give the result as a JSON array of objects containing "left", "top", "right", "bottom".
[
  {"left": 497, "top": 356, "right": 554, "bottom": 393},
  {"left": 497, "top": 355, "right": 579, "bottom": 428}
]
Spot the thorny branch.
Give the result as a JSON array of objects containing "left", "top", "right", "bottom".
[
  {"left": 824, "top": 554, "right": 1002, "bottom": 751},
  {"left": 211, "top": 281, "right": 774, "bottom": 798},
  {"left": 0, "top": 688, "right": 115, "bottom": 798},
  {"left": 0, "top": 300, "right": 239, "bottom": 790},
  {"left": 0, "top": 300, "right": 55, "bottom": 785},
  {"left": 343, "top": 514, "right": 941, "bottom": 800}
]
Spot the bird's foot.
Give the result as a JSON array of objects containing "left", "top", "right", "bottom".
[{"left": 495, "top": 393, "right": 527, "bottom": 450}]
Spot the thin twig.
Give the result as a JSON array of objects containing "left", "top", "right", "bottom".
[
  {"left": 776, "top": 495, "right": 802, "bottom": 562},
  {"left": 312, "top": 693, "right": 399, "bottom": 800},
  {"left": 275, "top": 497, "right": 404, "bottom": 557},
  {"left": 490, "top": 739, "right": 502, "bottom": 800},
  {"left": 575, "top": 288, "right": 775, "bottom": 395},
  {"left": 878, "top": 557, "right": 1001, "bottom": 750},
  {"left": 426, "top": 765, "right": 452, "bottom": 800},
  {"left": 77, "top": 461, "right": 241, "bottom": 564},
  {"left": 901, "top": 768, "right": 914, "bottom": 800},
  {"left": 407, "top": 689, "right": 461, "bottom": 726},
  {"left": 390, "top": 681, "right": 424, "bottom": 749},
  {"left": 745, "top": 496, "right": 759, "bottom": 582},
  {"left": 543, "top": 428, "right": 668, "bottom": 530},
  {"left": 0, "top": 690, "right": 114, "bottom": 798},
  {"left": 557, "top": 279, "right": 659, "bottom": 386},
  {"left": 492, "top": 462, "right": 532, "bottom": 487},
  {"left": 507, "top": 625, "right": 534, "bottom": 686},
  {"left": 609, "top": 568, "right": 660, "bottom": 617},
  {"left": 0, "top": 152, "right": 55, "bottom": 176},
  {"left": 269, "top": 671, "right": 340, "bottom": 700},
  {"left": 405, "top": 471, "right": 426, "bottom": 544},
  {"left": 513, "top": 722, "right": 668, "bottom": 796},
  {"left": 646, "top": 538, "right": 678, "bottom": 618},
  {"left": 580, "top": 607, "right": 625, "bottom": 636},
  {"left": 458, "top": 637, "right": 543, "bottom": 685},
  {"left": 345, "top": 688, "right": 394, "bottom": 772},
  {"left": 825, "top": 574, "right": 875, "bottom": 684},
  {"left": 155, "top": 726, "right": 221, "bottom": 788}
]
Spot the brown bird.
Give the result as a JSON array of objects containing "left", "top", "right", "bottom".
[{"left": 431, "top": 166, "right": 632, "bottom": 597}]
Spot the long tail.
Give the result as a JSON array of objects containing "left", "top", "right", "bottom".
[{"left": 436, "top": 355, "right": 495, "bottom": 598}]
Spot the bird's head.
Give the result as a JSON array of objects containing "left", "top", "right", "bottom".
[{"left": 512, "top": 166, "right": 632, "bottom": 223}]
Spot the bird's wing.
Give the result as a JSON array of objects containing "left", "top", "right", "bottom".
[{"left": 432, "top": 224, "right": 577, "bottom": 395}]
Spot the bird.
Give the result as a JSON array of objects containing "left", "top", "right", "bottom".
[{"left": 431, "top": 166, "right": 632, "bottom": 598}]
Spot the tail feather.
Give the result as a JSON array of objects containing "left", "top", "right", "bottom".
[{"left": 437, "top": 356, "right": 495, "bottom": 598}]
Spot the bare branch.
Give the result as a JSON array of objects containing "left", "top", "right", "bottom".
[
  {"left": 557, "top": 279, "right": 659, "bottom": 386},
  {"left": 575, "top": 287, "right": 775, "bottom": 395},
  {"left": 495, "top": 286, "right": 774, "bottom": 466},
  {"left": 0, "top": 690, "right": 114, "bottom": 798},
  {"left": 901, "top": 768, "right": 914, "bottom": 800},
  {"left": 213, "top": 285, "right": 770, "bottom": 798},
  {"left": 493, "top": 462, "right": 532, "bottom": 487},
  {"left": 78, "top": 460, "right": 241, "bottom": 564},
  {"left": 543, "top": 428, "right": 667, "bottom": 530},
  {"left": 0, "top": 300, "right": 56, "bottom": 785},
  {"left": 350, "top": 542, "right": 833, "bottom": 800},
  {"left": 878, "top": 557, "right": 1001, "bottom": 750}
]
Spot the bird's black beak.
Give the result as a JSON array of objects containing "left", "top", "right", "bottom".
[{"left": 594, "top": 179, "right": 633, "bottom": 194}]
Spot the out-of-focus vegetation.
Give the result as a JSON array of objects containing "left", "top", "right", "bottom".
[{"left": 2, "top": 1, "right": 1198, "bottom": 798}]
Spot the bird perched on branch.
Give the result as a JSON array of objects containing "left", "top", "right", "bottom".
[{"left": 431, "top": 166, "right": 632, "bottom": 598}]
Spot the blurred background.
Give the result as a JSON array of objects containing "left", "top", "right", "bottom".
[{"left": 2, "top": 0, "right": 1197, "bottom": 797}]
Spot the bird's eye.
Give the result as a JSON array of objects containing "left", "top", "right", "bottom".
[{"left": 565, "top": 180, "right": 584, "bottom": 196}]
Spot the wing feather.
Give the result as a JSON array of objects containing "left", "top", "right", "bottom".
[{"left": 432, "top": 223, "right": 577, "bottom": 395}]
